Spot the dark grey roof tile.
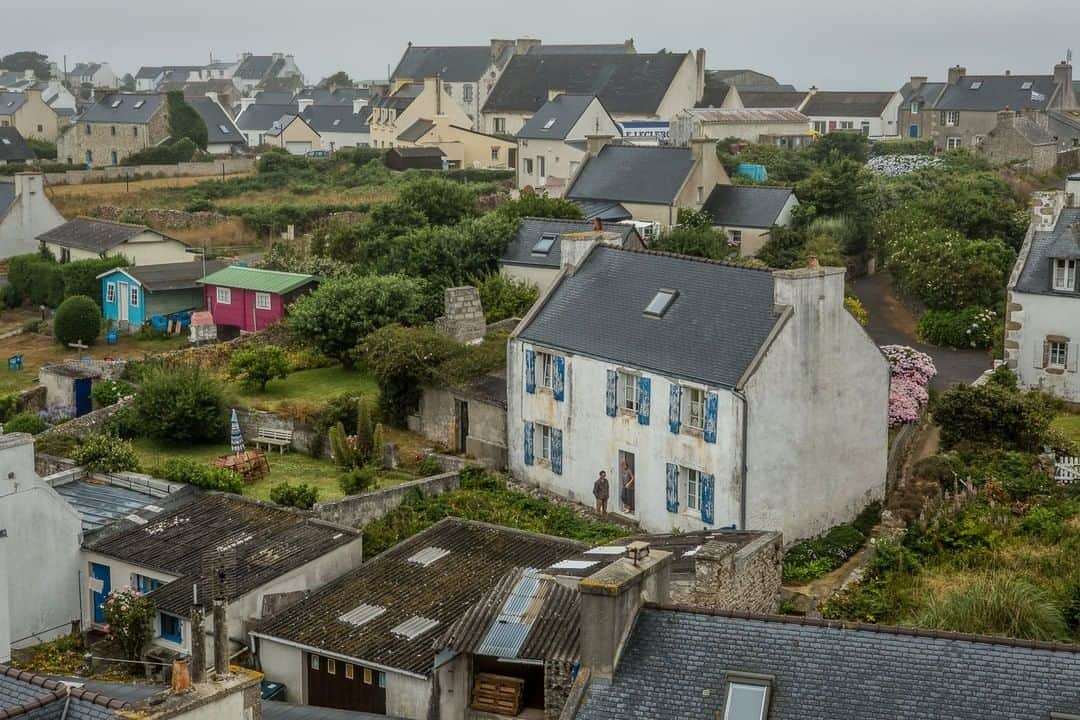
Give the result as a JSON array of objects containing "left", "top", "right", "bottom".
[
  {"left": 501, "top": 217, "right": 640, "bottom": 268},
  {"left": 0, "top": 127, "right": 35, "bottom": 162},
  {"left": 80, "top": 93, "right": 163, "bottom": 124},
  {"left": 800, "top": 91, "right": 896, "bottom": 117},
  {"left": 517, "top": 94, "right": 603, "bottom": 140},
  {"left": 391, "top": 46, "right": 493, "bottom": 83},
  {"left": 186, "top": 97, "right": 244, "bottom": 146},
  {"left": 703, "top": 185, "right": 795, "bottom": 228},
  {"left": 934, "top": 75, "right": 1057, "bottom": 112},
  {"left": 566, "top": 145, "right": 695, "bottom": 205},
  {"left": 37, "top": 218, "right": 149, "bottom": 253},
  {"left": 1015, "top": 208, "right": 1080, "bottom": 296}
]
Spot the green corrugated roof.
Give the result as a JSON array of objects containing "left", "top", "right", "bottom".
[{"left": 197, "top": 266, "right": 316, "bottom": 294}]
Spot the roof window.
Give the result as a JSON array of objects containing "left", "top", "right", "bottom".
[
  {"left": 644, "top": 289, "right": 679, "bottom": 318},
  {"left": 532, "top": 232, "right": 558, "bottom": 255},
  {"left": 549, "top": 559, "right": 599, "bottom": 570},
  {"left": 391, "top": 616, "right": 440, "bottom": 640},
  {"left": 543, "top": 118, "right": 557, "bottom": 130},
  {"left": 408, "top": 546, "right": 451, "bottom": 567},
  {"left": 133, "top": 100, "right": 145, "bottom": 109},
  {"left": 1021, "top": 81, "right": 1033, "bottom": 90},
  {"left": 0, "top": 138, "right": 9, "bottom": 145},
  {"left": 338, "top": 604, "right": 385, "bottom": 626},
  {"left": 723, "top": 675, "right": 772, "bottom": 720},
  {"left": 970, "top": 81, "right": 982, "bottom": 90},
  {"left": 332, "top": 118, "right": 341, "bottom": 127},
  {"left": 110, "top": 99, "right": 122, "bottom": 108},
  {"left": 218, "top": 124, "right": 231, "bottom": 134}
]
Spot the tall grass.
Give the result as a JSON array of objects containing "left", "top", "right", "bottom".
[{"left": 911, "top": 574, "right": 1068, "bottom": 641}]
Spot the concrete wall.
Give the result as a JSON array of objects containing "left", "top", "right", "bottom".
[
  {"left": 42, "top": 158, "right": 255, "bottom": 186},
  {"left": 499, "top": 262, "right": 559, "bottom": 292},
  {"left": 318, "top": 130, "right": 369, "bottom": 151},
  {"left": 685, "top": 533, "right": 783, "bottom": 613},
  {"left": 0, "top": 524, "right": 8, "bottom": 663},
  {"left": 0, "top": 434, "right": 84, "bottom": 648},
  {"left": 415, "top": 124, "right": 514, "bottom": 170},
  {"left": 386, "top": 672, "right": 431, "bottom": 720},
  {"left": 264, "top": 118, "right": 321, "bottom": 154},
  {"left": 254, "top": 638, "right": 304, "bottom": 703},
  {"left": 743, "top": 267, "right": 889, "bottom": 541},
  {"left": 653, "top": 52, "right": 704, "bottom": 121},
  {"left": 80, "top": 550, "right": 182, "bottom": 633},
  {"left": 416, "top": 387, "right": 507, "bottom": 469},
  {"left": 313, "top": 472, "right": 461, "bottom": 528},
  {"left": 0, "top": 173, "right": 66, "bottom": 259},
  {"left": 714, "top": 193, "right": 798, "bottom": 258}
]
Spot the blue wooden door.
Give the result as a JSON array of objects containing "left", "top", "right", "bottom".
[
  {"left": 91, "top": 563, "right": 111, "bottom": 624},
  {"left": 75, "top": 378, "right": 92, "bottom": 416},
  {"left": 909, "top": 124, "right": 919, "bottom": 138}
]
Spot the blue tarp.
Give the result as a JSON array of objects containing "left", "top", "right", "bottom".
[{"left": 737, "top": 163, "right": 768, "bottom": 182}]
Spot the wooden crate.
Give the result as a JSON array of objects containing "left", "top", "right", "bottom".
[{"left": 471, "top": 673, "right": 524, "bottom": 715}]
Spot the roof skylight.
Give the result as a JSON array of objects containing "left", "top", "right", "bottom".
[
  {"left": 408, "top": 546, "right": 451, "bottom": 567},
  {"left": 218, "top": 124, "right": 231, "bottom": 134},
  {"left": 532, "top": 232, "right": 558, "bottom": 255},
  {"left": 1021, "top": 81, "right": 1033, "bottom": 90},
  {"left": 543, "top": 118, "right": 557, "bottom": 130},
  {"left": 723, "top": 682, "right": 770, "bottom": 720},
  {"left": 970, "top": 81, "right": 983, "bottom": 90},
  {"left": 391, "top": 616, "right": 440, "bottom": 640},
  {"left": 110, "top": 99, "right": 122, "bottom": 108},
  {"left": 338, "top": 604, "right": 385, "bottom": 626},
  {"left": 549, "top": 559, "right": 599, "bottom": 570},
  {"left": 644, "top": 289, "right": 679, "bottom": 317},
  {"left": 332, "top": 118, "right": 341, "bottom": 127},
  {"left": 133, "top": 100, "right": 145, "bottom": 109}
]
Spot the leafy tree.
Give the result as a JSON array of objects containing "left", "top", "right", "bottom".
[
  {"left": 101, "top": 587, "right": 155, "bottom": 660},
  {"left": 807, "top": 132, "right": 870, "bottom": 164},
  {"left": 801, "top": 233, "right": 845, "bottom": 267},
  {"left": 361, "top": 325, "right": 463, "bottom": 424},
  {"left": 496, "top": 191, "right": 583, "bottom": 222},
  {"left": 26, "top": 138, "right": 56, "bottom": 159},
  {"left": 120, "top": 73, "right": 135, "bottom": 91},
  {"left": 0, "top": 51, "right": 51, "bottom": 79},
  {"left": 270, "top": 482, "right": 319, "bottom": 509},
  {"left": 59, "top": 255, "right": 129, "bottom": 305},
  {"left": 474, "top": 273, "right": 538, "bottom": 322},
  {"left": 287, "top": 274, "right": 428, "bottom": 366},
  {"left": 397, "top": 176, "right": 478, "bottom": 226},
  {"left": 757, "top": 225, "right": 807, "bottom": 269},
  {"left": 132, "top": 365, "right": 229, "bottom": 443},
  {"left": 227, "top": 346, "right": 290, "bottom": 391},
  {"left": 165, "top": 91, "right": 208, "bottom": 150},
  {"left": 91, "top": 379, "right": 134, "bottom": 407},
  {"left": 53, "top": 295, "right": 101, "bottom": 346},
  {"left": 796, "top": 158, "right": 877, "bottom": 229},
  {"left": 72, "top": 433, "right": 140, "bottom": 473},
  {"left": 719, "top": 143, "right": 814, "bottom": 184},
  {"left": 933, "top": 381, "right": 1058, "bottom": 452},
  {"left": 318, "top": 71, "right": 354, "bottom": 89},
  {"left": 2, "top": 412, "right": 46, "bottom": 434}
]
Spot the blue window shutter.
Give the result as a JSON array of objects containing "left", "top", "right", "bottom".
[
  {"left": 703, "top": 392, "right": 719, "bottom": 444},
  {"left": 553, "top": 356, "right": 566, "bottom": 402},
  {"left": 700, "top": 474, "right": 715, "bottom": 525},
  {"left": 668, "top": 383, "right": 682, "bottom": 434},
  {"left": 525, "top": 349, "right": 536, "bottom": 394},
  {"left": 551, "top": 428, "right": 563, "bottom": 475},
  {"left": 605, "top": 370, "right": 618, "bottom": 417},
  {"left": 665, "top": 463, "right": 679, "bottom": 513},
  {"left": 637, "top": 376, "right": 651, "bottom": 425},
  {"left": 523, "top": 421, "right": 534, "bottom": 465}
]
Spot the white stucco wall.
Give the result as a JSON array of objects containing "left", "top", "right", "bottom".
[
  {"left": 1011, "top": 290, "right": 1080, "bottom": 402},
  {"left": 80, "top": 551, "right": 181, "bottom": 633},
  {"left": 653, "top": 52, "right": 703, "bottom": 120},
  {"left": 46, "top": 232, "right": 193, "bottom": 266},
  {"left": 499, "top": 263, "right": 559, "bottom": 292},
  {"left": 0, "top": 174, "right": 65, "bottom": 259},
  {"left": 0, "top": 434, "right": 84, "bottom": 648},
  {"left": 386, "top": 672, "right": 431, "bottom": 720},
  {"left": 317, "top": 131, "right": 370, "bottom": 150},
  {"left": 0, "top": 521, "right": 10, "bottom": 663},
  {"left": 516, "top": 138, "right": 585, "bottom": 191},
  {"left": 254, "top": 637, "right": 304, "bottom": 703}
]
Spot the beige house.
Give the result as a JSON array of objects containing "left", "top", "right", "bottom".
[
  {"left": 38, "top": 217, "right": 193, "bottom": 265},
  {"left": 669, "top": 108, "right": 811, "bottom": 146},
  {"left": 57, "top": 93, "right": 169, "bottom": 167},
  {"left": 262, "top": 114, "right": 321, "bottom": 154},
  {"left": 702, "top": 185, "right": 799, "bottom": 257},
  {"left": 369, "top": 77, "right": 471, "bottom": 150},
  {"left": 0, "top": 88, "right": 65, "bottom": 142},
  {"left": 398, "top": 120, "right": 514, "bottom": 169},
  {"left": 515, "top": 94, "right": 621, "bottom": 195}
]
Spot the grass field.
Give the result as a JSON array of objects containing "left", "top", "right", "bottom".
[
  {"left": 230, "top": 365, "right": 379, "bottom": 413},
  {"left": 1052, "top": 413, "right": 1080, "bottom": 446}
]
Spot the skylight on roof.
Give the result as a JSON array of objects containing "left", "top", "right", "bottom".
[
  {"left": 549, "top": 559, "right": 599, "bottom": 570},
  {"left": 723, "top": 682, "right": 770, "bottom": 720},
  {"left": 532, "top": 232, "right": 558, "bottom": 255},
  {"left": 218, "top": 124, "right": 231, "bottom": 134},
  {"left": 543, "top": 118, "right": 557, "bottom": 130},
  {"left": 110, "top": 99, "right": 122, "bottom": 108},
  {"left": 970, "top": 81, "right": 983, "bottom": 90},
  {"left": 408, "top": 546, "right": 451, "bottom": 567},
  {"left": 338, "top": 604, "right": 386, "bottom": 627},
  {"left": 0, "top": 138, "right": 9, "bottom": 145},
  {"left": 332, "top": 118, "right": 341, "bottom": 127},
  {"left": 391, "top": 616, "right": 440, "bottom": 640},
  {"left": 585, "top": 545, "right": 626, "bottom": 555},
  {"left": 644, "top": 289, "right": 679, "bottom": 317},
  {"left": 133, "top": 100, "right": 145, "bottom": 109},
  {"left": 1021, "top": 81, "right": 1033, "bottom": 90}
]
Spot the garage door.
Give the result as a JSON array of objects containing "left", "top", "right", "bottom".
[
  {"left": 306, "top": 652, "right": 386, "bottom": 714},
  {"left": 286, "top": 141, "right": 312, "bottom": 155}
]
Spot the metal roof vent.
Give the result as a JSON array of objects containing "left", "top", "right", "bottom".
[
  {"left": 391, "top": 616, "right": 440, "bottom": 640},
  {"left": 338, "top": 604, "right": 386, "bottom": 626},
  {"left": 408, "top": 546, "right": 451, "bottom": 567}
]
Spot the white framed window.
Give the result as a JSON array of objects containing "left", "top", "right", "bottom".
[
  {"left": 696, "top": 185, "right": 704, "bottom": 203},
  {"left": 945, "top": 110, "right": 960, "bottom": 126},
  {"left": 462, "top": 84, "right": 473, "bottom": 103},
  {"left": 327, "top": 659, "right": 336, "bottom": 675},
  {"left": 255, "top": 291, "right": 271, "bottom": 310},
  {"left": 106, "top": 283, "right": 116, "bottom": 304},
  {"left": 910, "top": 101, "right": 920, "bottom": 114},
  {"left": 683, "top": 387, "right": 705, "bottom": 430},
  {"left": 812, "top": 120, "right": 827, "bottom": 134},
  {"left": 345, "top": 663, "right": 354, "bottom": 680},
  {"left": 524, "top": 158, "right": 534, "bottom": 175},
  {"left": 491, "top": 147, "right": 500, "bottom": 161},
  {"left": 216, "top": 287, "right": 231, "bottom": 304},
  {"left": 618, "top": 371, "right": 639, "bottom": 412},
  {"left": 494, "top": 117, "right": 506, "bottom": 133},
  {"left": 684, "top": 467, "right": 701, "bottom": 514},
  {"left": 946, "top": 137, "right": 962, "bottom": 150},
  {"left": 1053, "top": 259, "right": 1077, "bottom": 291},
  {"left": 839, "top": 121, "right": 854, "bottom": 130},
  {"left": 538, "top": 423, "right": 552, "bottom": 462},
  {"left": 1049, "top": 341, "right": 1069, "bottom": 369},
  {"left": 727, "top": 229, "right": 742, "bottom": 246},
  {"left": 537, "top": 351, "right": 554, "bottom": 389},
  {"left": 723, "top": 681, "right": 770, "bottom": 720},
  {"left": 310, "top": 655, "right": 319, "bottom": 670},
  {"left": 129, "top": 286, "right": 139, "bottom": 308}
]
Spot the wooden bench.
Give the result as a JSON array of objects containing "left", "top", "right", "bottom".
[{"left": 253, "top": 427, "right": 293, "bottom": 454}]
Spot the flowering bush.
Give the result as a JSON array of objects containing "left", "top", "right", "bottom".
[
  {"left": 101, "top": 586, "right": 155, "bottom": 661},
  {"left": 37, "top": 404, "right": 75, "bottom": 427},
  {"left": 917, "top": 307, "right": 997, "bottom": 349},
  {"left": 883, "top": 345, "right": 937, "bottom": 427},
  {"left": 91, "top": 380, "right": 134, "bottom": 407}
]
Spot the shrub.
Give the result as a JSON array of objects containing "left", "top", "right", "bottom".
[
  {"left": 101, "top": 587, "right": 155, "bottom": 661},
  {"left": 360, "top": 325, "right": 463, "bottom": 424},
  {"left": 416, "top": 457, "right": 443, "bottom": 476},
  {"left": 339, "top": 466, "right": 378, "bottom": 496},
  {"left": 1065, "top": 580, "right": 1080, "bottom": 632},
  {"left": 397, "top": 176, "right": 478, "bottom": 226},
  {"left": 166, "top": 91, "right": 208, "bottom": 149},
  {"left": 0, "top": 393, "right": 17, "bottom": 423},
  {"left": 150, "top": 458, "right": 243, "bottom": 493},
  {"left": 122, "top": 138, "right": 197, "bottom": 166},
  {"left": 496, "top": 191, "right": 582, "bottom": 222},
  {"left": 227, "top": 346, "right": 290, "bottom": 391},
  {"left": 883, "top": 345, "right": 936, "bottom": 427},
  {"left": 474, "top": 273, "right": 538, "bottom": 323},
  {"left": 132, "top": 365, "right": 229, "bottom": 443},
  {"left": 844, "top": 295, "right": 869, "bottom": 326},
  {"left": 53, "top": 295, "right": 101, "bottom": 346},
  {"left": 38, "top": 404, "right": 75, "bottom": 427},
  {"left": 72, "top": 433, "right": 140, "bottom": 473},
  {"left": 912, "top": 574, "right": 1068, "bottom": 641},
  {"left": 916, "top": 307, "right": 997, "bottom": 349},
  {"left": 783, "top": 520, "right": 869, "bottom": 583},
  {"left": 934, "top": 382, "right": 1057, "bottom": 452},
  {"left": 270, "top": 482, "right": 319, "bottom": 510},
  {"left": 59, "top": 256, "right": 129, "bottom": 305},
  {"left": 2, "top": 412, "right": 46, "bottom": 435},
  {"left": 8, "top": 252, "right": 63, "bottom": 306},
  {"left": 91, "top": 379, "right": 134, "bottom": 407},
  {"left": 329, "top": 421, "right": 359, "bottom": 469}
]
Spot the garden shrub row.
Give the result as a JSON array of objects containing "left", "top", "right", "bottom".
[
  {"left": 782, "top": 502, "right": 883, "bottom": 583},
  {"left": 917, "top": 307, "right": 999, "bottom": 349}
]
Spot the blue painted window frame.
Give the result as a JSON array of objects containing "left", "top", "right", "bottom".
[
  {"left": 159, "top": 612, "right": 182, "bottom": 644},
  {"left": 132, "top": 574, "right": 162, "bottom": 595}
]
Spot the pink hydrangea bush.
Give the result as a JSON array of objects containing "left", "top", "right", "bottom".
[{"left": 882, "top": 345, "right": 937, "bottom": 427}]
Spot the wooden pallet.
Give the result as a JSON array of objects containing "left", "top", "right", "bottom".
[
  {"left": 213, "top": 449, "right": 270, "bottom": 482},
  {"left": 471, "top": 673, "right": 523, "bottom": 715}
]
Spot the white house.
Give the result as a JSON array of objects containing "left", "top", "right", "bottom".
[
  {"left": 0, "top": 172, "right": 65, "bottom": 259},
  {"left": 67, "top": 62, "right": 119, "bottom": 89},
  {"left": 38, "top": 217, "right": 194, "bottom": 265},
  {"left": 301, "top": 102, "right": 371, "bottom": 150},
  {"left": 0, "top": 433, "right": 84, "bottom": 660},
  {"left": 799, "top": 89, "right": 903, "bottom": 138},
  {"left": 499, "top": 218, "right": 643, "bottom": 290},
  {"left": 1005, "top": 174, "right": 1080, "bottom": 401},
  {"left": 507, "top": 242, "right": 888, "bottom": 541},
  {"left": 187, "top": 96, "right": 246, "bottom": 155},
  {"left": 701, "top": 184, "right": 799, "bottom": 258},
  {"left": 515, "top": 94, "right": 621, "bottom": 194}
]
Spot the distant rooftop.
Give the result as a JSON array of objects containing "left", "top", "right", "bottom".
[{"left": 50, "top": 473, "right": 192, "bottom": 533}]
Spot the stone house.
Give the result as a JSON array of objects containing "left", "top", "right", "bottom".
[
  {"left": 799, "top": 89, "right": 903, "bottom": 138},
  {"left": 413, "top": 371, "right": 508, "bottom": 469},
  {"left": 368, "top": 77, "right": 471, "bottom": 151},
  {"left": 499, "top": 218, "right": 643, "bottom": 290},
  {"left": 261, "top": 113, "right": 321, "bottom": 155},
  {"left": 515, "top": 94, "right": 621, "bottom": 194},
  {"left": 56, "top": 92, "right": 169, "bottom": 166},
  {"left": 0, "top": 87, "right": 65, "bottom": 142},
  {"left": 979, "top": 109, "right": 1059, "bottom": 172},
  {"left": 38, "top": 217, "right": 193, "bottom": 265},
  {"left": 231, "top": 53, "right": 303, "bottom": 95},
  {"left": 701, "top": 184, "right": 799, "bottom": 257},
  {"left": 0, "top": 172, "right": 65, "bottom": 259},
  {"left": 506, "top": 243, "right": 888, "bottom": 541},
  {"left": 670, "top": 108, "right": 811, "bottom": 147},
  {"left": 1005, "top": 174, "right": 1080, "bottom": 402}
]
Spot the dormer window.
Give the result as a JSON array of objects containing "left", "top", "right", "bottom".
[
  {"left": 644, "top": 289, "right": 678, "bottom": 317},
  {"left": 1053, "top": 258, "right": 1077, "bottom": 291}
]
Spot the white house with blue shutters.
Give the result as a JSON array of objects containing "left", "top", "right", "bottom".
[{"left": 507, "top": 238, "right": 889, "bottom": 541}]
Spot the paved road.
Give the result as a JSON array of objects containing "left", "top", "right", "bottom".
[{"left": 851, "top": 272, "right": 991, "bottom": 390}]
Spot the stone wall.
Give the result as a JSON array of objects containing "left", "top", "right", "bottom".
[
  {"left": 234, "top": 408, "right": 326, "bottom": 456},
  {"left": 89, "top": 205, "right": 232, "bottom": 230},
  {"left": 436, "top": 286, "right": 486, "bottom": 343},
  {"left": 684, "top": 532, "right": 784, "bottom": 614},
  {"left": 154, "top": 323, "right": 290, "bottom": 369},
  {"left": 313, "top": 471, "right": 460, "bottom": 528},
  {"left": 543, "top": 660, "right": 575, "bottom": 720},
  {"left": 43, "top": 158, "right": 254, "bottom": 185},
  {"left": 16, "top": 385, "right": 46, "bottom": 414},
  {"left": 35, "top": 453, "right": 77, "bottom": 476},
  {"left": 35, "top": 396, "right": 132, "bottom": 444},
  {"left": 886, "top": 410, "right": 927, "bottom": 493}
]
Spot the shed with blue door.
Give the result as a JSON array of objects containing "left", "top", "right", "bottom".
[
  {"left": 38, "top": 362, "right": 103, "bottom": 417},
  {"left": 98, "top": 260, "right": 226, "bottom": 332}
]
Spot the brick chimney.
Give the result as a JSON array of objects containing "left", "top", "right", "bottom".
[
  {"left": 515, "top": 38, "right": 542, "bottom": 55},
  {"left": 695, "top": 48, "right": 707, "bottom": 103},
  {"left": 297, "top": 97, "right": 313, "bottom": 112},
  {"left": 1054, "top": 61, "right": 1076, "bottom": 109},
  {"left": 489, "top": 39, "right": 515, "bottom": 64},
  {"left": 586, "top": 134, "right": 613, "bottom": 157},
  {"left": 947, "top": 65, "right": 967, "bottom": 85},
  {"left": 909, "top": 75, "right": 927, "bottom": 91}
]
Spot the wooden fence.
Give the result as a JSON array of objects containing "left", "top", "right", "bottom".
[{"left": 1055, "top": 455, "right": 1079, "bottom": 485}]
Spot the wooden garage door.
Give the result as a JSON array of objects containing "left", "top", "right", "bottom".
[{"left": 306, "top": 652, "right": 386, "bottom": 714}]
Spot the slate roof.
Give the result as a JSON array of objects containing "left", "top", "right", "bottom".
[
  {"left": 397, "top": 118, "right": 435, "bottom": 143},
  {"left": 0, "top": 183, "right": 15, "bottom": 217},
  {"left": 37, "top": 218, "right": 158, "bottom": 253},
  {"left": 574, "top": 606, "right": 1080, "bottom": 720},
  {"left": 1008, "top": 114, "right": 1057, "bottom": 144},
  {"left": 253, "top": 518, "right": 585, "bottom": 676},
  {"left": 119, "top": 259, "right": 227, "bottom": 292},
  {"left": 689, "top": 108, "right": 808, "bottom": 125},
  {"left": 1014, "top": 207, "right": 1080, "bottom": 297},
  {"left": 736, "top": 90, "right": 808, "bottom": 109},
  {"left": 518, "top": 246, "right": 780, "bottom": 389},
  {"left": 235, "top": 55, "right": 277, "bottom": 80},
  {"left": 0, "top": 127, "right": 35, "bottom": 162},
  {"left": 696, "top": 81, "right": 731, "bottom": 109},
  {"left": 566, "top": 145, "right": 695, "bottom": 205},
  {"left": 186, "top": 97, "right": 244, "bottom": 146},
  {"left": 390, "top": 146, "right": 444, "bottom": 158},
  {"left": 0, "top": 666, "right": 129, "bottom": 720},
  {"left": 295, "top": 88, "right": 371, "bottom": 106},
  {"left": 0, "top": 91, "right": 27, "bottom": 114},
  {"left": 573, "top": 200, "right": 631, "bottom": 222},
  {"left": 301, "top": 105, "right": 371, "bottom": 134},
  {"left": 85, "top": 493, "right": 360, "bottom": 619},
  {"left": 391, "top": 46, "right": 494, "bottom": 83},
  {"left": 254, "top": 91, "right": 295, "bottom": 106},
  {"left": 934, "top": 75, "right": 1057, "bottom": 112},
  {"left": 197, "top": 265, "right": 316, "bottom": 294},
  {"left": 80, "top": 93, "right": 163, "bottom": 124},
  {"left": 517, "top": 94, "right": 606, "bottom": 140},
  {"left": 236, "top": 103, "right": 298, "bottom": 131},
  {"left": 134, "top": 66, "right": 163, "bottom": 80},
  {"left": 899, "top": 81, "right": 947, "bottom": 106},
  {"left": 501, "top": 217, "right": 640, "bottom": 268},
  {"left": 483, "top": 53, "right": 687, "bottom": 115},
  {"left": 800, "top": 91, "right": 896, "bottom": 117},
  {"left": 529, "top": 43, "right": 635, "bottom": 56},
  {"left": 703, "top": 185, "right": 795, "bottom": 228}
]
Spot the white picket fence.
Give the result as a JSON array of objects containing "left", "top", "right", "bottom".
[{"left": 1055, "top": 456, "right": 1080, "bottom": 485}]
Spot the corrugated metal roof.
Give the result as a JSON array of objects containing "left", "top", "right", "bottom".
[
  {"left": 390, "top": 616, "right": 440, "bottom": 640},
  {"left": 197, "top": 265, "right": 316, "bottom": 294},
  {"left": 407, "top": 546, "right": 450, "bottom": 567},
  {"left": 339, "top": 604, "right": 386, "bottom": 627},
  {"left": 53, "top": 479, "right": 172, "bottom": 532}
]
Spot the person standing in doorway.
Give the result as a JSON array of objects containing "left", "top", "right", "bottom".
[
  {"left": 621, "top": 460, "right": 636, "bottom": 513},
  {"left": 593, "top": 470, "right": 609, "bottom": 515}
]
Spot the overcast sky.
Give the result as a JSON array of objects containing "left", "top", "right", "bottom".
[{"left": 10, "top": 0, "right": 1080, "bottom": 89}]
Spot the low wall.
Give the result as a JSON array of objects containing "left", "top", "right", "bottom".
[
  {"left": 89, "top": 205, "right": 232, "bottom": 230},
  {"left": 44, "top": 158, "right": 255, "bottom": 186},
  {"left": 886, "top": 410, "right": 927, "bottom": 492},
  {"left": 235, "top": 407, "right": 325, "bottom": 456},
  {"left": 155, "top": 323, "right": 290, "bottom": 369},
  {"left": 16, "top": 385, "right": 46, "bottom": 414},
  {"left": 35, "top": 396, "right": 132, "bottom": 444},
  {"left": 36, "top": 453, "right": 77, "bottom": 476},
  {"left": 687, "top": 532, "right": 784, "bottom": 614},
  {"left": 314, "top": 471, "right": 460, "bottom": 528}
]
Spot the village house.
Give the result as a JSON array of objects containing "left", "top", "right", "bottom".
[
  {"left": 0, "top": 172, "right": 65, "bottom": 259},
  {"left": 56, "top": 92, "right": 169, "bottom": 166},
  {"left": 231, "top": 53, "right": 303, "bottom": 95},
  {"left": 396, "top": 120, "right": 514, "bottom": 170},
  {"left": 515, "top": 94, "right": 621, "bottom": 194},
  {"left": 0, "top": 127, "right": 34, "bottom": 165},
  {"left": 300, "top": 102, "right": 371, "bottom": 151},
  {"left": 702, "top": 185, "right": 799, "bottom": 257},
  {"left": 799, "top": 89, "right": 903, "bottom": 138},
  {"left": 507, "top": 244, "right": 888, "bottom": 541},
  {"left": 481, "top": 50, "right": 705, "bottom": 137},
  {"left": 565, "top": 136, "right": 729, "bottom": 228},
  {"left": 1005, "top": 174, "right": 1080, "bottom": 402},
  {"left": 979, "top": 108, "right": 1060, "bottom": 172},
  {"left": 198, "top": 265, "right": 318, "bottom": 334},
  {"left": 0, "top": 87, "right": 66, "bottom": 142},
  {"left": 250, "top": 518, "right": 585, "bottom": 718},
  {"left": 669, "top": 108, "right": 811, "bottom": 148},
  {"left": 66, "top": 62, "right": 119, "bottom": 89},
  {"left": 261, "top": 113, "right": 322, "bottom": 155},
  {"left": 187, "top": 96, "right": 246, "bottom": 154},
  {"left": 368, "top": 77, "right": 471, "bottom": 151},
  {"left": 235, "top": 101, "right": 297, "bottom": 147},
  {"left": 384, "top": 146, "right": 445, "bottom": 170},
  {"left": 81, "top": 493, "right": 363, "bottom": 668},
  {"left": 38, "top": 217, "right": 194, "bottom": 265},
  {"left": 499, "top": 217, "right": 642, "bottom": 290},
  {"left": 98, "top": 260, "right": 227, "bottom": 332}
]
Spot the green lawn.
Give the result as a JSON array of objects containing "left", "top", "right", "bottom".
[
  {"left": 231, "top": 365, "right": 379, "bottom": 412},
  {"left": 1052, "top": 413, "right": 1080, "bottom": 447}
]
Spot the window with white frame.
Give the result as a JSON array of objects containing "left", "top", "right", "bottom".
[
  {"left": 683, "top": 387, "right": 705, "bottom": 430},
  {"left": 1053, "top": 259, "right": 1077, "bottom": 291},
  {"left": 106, "top": 283, "right": 116, "bottom": 304},
  {"left": 216, "top": 287, "right": 231, "bottom": 304},
  {"left": 524, "top": 158, "right": 534, "bottom": 175},
  {"left": 728, "top": 229, "right": 742, "bottom": 246},
  {"left": 812, "top": 121, "right": 827, "bottom": 134},
  {"left": 537, "top": 351, "right": 554, "bottom": 389},
  {"left": 945, "top": 110, "right": 960, "bottom": 126},
  {"left": 494, "top": 117, "right": 506, "bottom": 133},
  {"left": 327, "top": 658, "right": 337, "bottom": 675},
  {"left": 255, "top": 291, "right": 271, "bottom": 310},
  {"left": 1049, "top": 341, "right": 1069, "bottom": 368},
  {"left": 538, "top": 423, "right": 552, "bottom": 462},
  {"left": 491, "top": 147, "right": 500, "bottom": 162},
  {"left": 946, "top": 137, "right": 962, "bottom": 150},
  {"left": 684, "top": 467, "right": 701, "bottom": 514},
  {"left": 910, "top": 100, "right": 920, "bottom": 114},
  {"left": 839, "top": 121, "right": 854, "bottom": 130},
  {"left": 129, "top": 286, "right": 139, "bottom": 307},
  {"left": 462, "top": 84, "right": 473, "bottom": 103},
  {"left": 618, "top": 371, "right": 639, "bottom": 412},
  {"left": 723, "top": 680, "right": 770, "bottom": 720}
]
